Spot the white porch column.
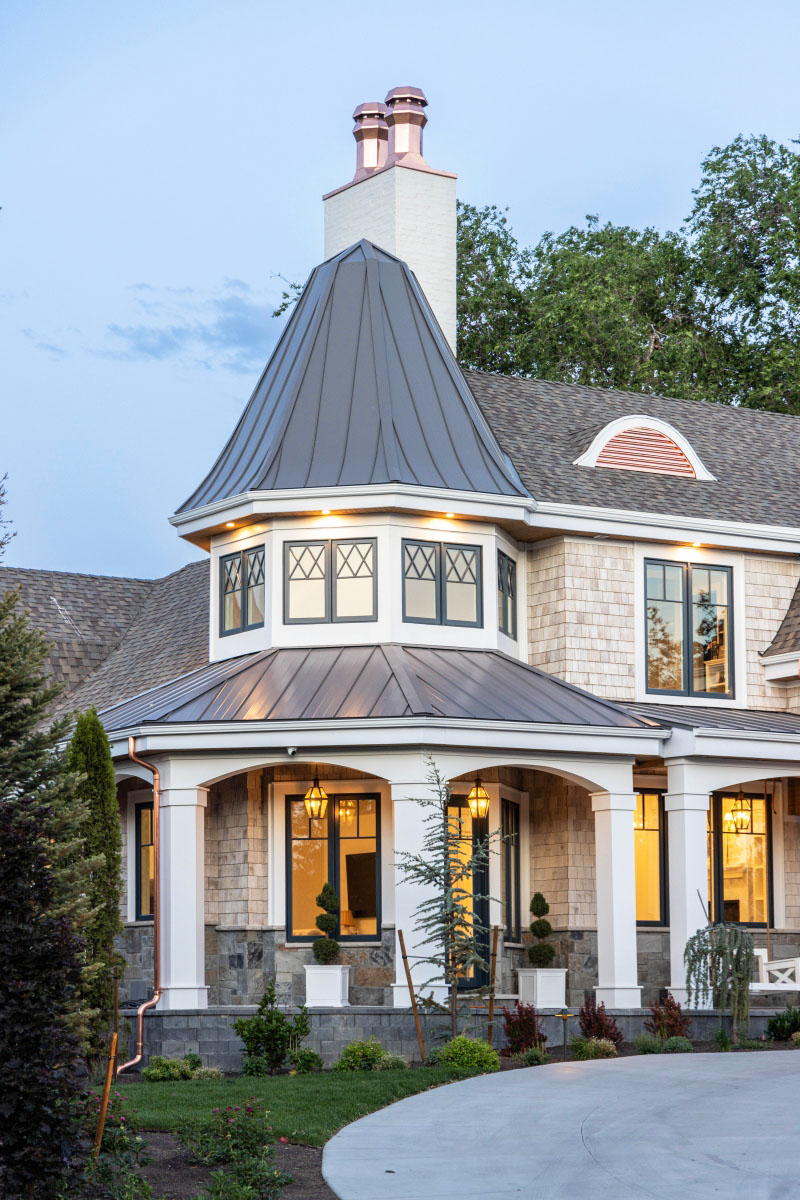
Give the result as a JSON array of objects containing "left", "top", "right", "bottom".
[
  {"left": 390, "top": 776, "right": 448, "bottom": 1007},
  {"left": 664, "top": 789, "right": 711, "bottom": 1005},
  {"left": 159, "top": 787, "right": 209, "bottom": 1010},
  {"left": 591, "top": 791, "right": 642, "bottom": 1007}
]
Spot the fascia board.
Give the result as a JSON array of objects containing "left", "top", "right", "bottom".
[
  {"left": 761, "top": 651, "right": 800, "bottom": 682},
  {"left": 171, "top": 485, "right": 536, "bottom": 540},
  {"left": 108, "top": 717, "right": 667, "bottom": 760},
  {"left": 530, "top": 500, "right": 800, "bottom": 554}
]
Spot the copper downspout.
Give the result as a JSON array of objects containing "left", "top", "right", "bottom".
[{"left": 117, "top": 736, "right": 161, "bottom": 1074}]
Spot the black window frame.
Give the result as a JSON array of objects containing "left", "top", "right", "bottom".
[
  {"left": 497, "top": 550, "right": 517, "bottom": 640},
  {"left": 219, "top": 546, "right": 266, "bottom": 637},
  {"left": 401, "top": 538, "right": 483, "bottom": 629},
  {"left": 501, "top": 798, "right": 521, "bottom": 942},
  {"left": 285, "top": 793, "right": 382, "bottom": 943},
  {"left": 644, "top": 558, "right": 734, "bottom": 699},
  {"left": 634, "top": 789, "right": 669, "bottom": 928},
  {"left": 134, "top": 800, "right": 154, "bottom": 923},
  {"left": 283, "top": 538, "right": 378, "bottom": 626},
  {"left": 708, "top": 790, "right": 773, "bottom": 928}
]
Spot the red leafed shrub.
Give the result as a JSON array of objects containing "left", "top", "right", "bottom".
[
  {"left": 501, "top": 1003, "right": 547, "bottom": 1057},
  {"left": 578, "top": 996, "right": 623, "bottom": 1047},
  {"left": 644, "top": 992, "right": 692, "bottom": 1040}
]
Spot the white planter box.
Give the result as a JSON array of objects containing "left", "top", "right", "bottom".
[
  {"left": 516, "top": 968, "right": 567, "bottom": 1009},
  {"left": 304, "top": 964, "right": 350, "bottom": 1008}
]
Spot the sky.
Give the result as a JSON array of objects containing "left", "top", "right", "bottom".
[{"left": 3, "top": 0, "right": 800, "bottom": 579}]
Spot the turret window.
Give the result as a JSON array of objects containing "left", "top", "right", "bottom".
[
  {"left": 497, "top": 551, "right": 517, "bottom": 639},
  {"left": 285, "top": 539, "right": 377, "bottom": 624},
  {"left": 402, "top": 539, "right": 483, "bottom": 627},
  {"left": 220, "top": 547, "right": 265, "bottom": 635}
]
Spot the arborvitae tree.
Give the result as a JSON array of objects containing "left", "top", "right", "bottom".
[
  {"left": 0, "top": 586, "right": 96, "bottom": 1195},
  {"left": 68, "top": 706, "right": 123, "bottom": 1054}
]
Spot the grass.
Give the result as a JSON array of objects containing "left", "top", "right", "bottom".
[{"left": 121, "top": 1068, "right": 475, "bottom": 1146}]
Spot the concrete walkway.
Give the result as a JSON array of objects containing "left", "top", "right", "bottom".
[{"left": 322, "top": 1051, "right": 800, "bottom": 1199}]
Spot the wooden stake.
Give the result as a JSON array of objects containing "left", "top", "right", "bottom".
[
  {"left": 398, "top": 928, "right": 426, "bottom": 1063},
  {"left": 93, "top": 1031, "right": 118, "bottom": 1160},
  {"left": 486, "top": 925, "right": 500, "bottom": 1050}
]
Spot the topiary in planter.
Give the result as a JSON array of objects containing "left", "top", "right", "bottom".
[
  {"left": 527, "top": 892, "right": 556, "bottom": 967},
  {"left": 312, "top": 882, "right": 341, "bottom": 964}
]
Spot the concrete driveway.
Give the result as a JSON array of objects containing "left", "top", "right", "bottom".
[{"left": 322, "top": 1051, "right": 800, "bottom": 1199}]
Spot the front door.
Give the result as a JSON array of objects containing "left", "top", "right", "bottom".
[{"left": 448, "top": 795, "right": 489, "bottom": 989}]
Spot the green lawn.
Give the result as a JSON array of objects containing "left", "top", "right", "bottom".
[{"left": 120, "top": 1068, "right": 474, "bottom": 1146}]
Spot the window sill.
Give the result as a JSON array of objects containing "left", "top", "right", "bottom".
[{"left": 284, "top": 941, "right": 385, "bottom": 949}]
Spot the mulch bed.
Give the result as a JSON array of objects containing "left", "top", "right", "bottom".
[{"left": 140, "top": 1132, "right": 335, "bottom": 1200}]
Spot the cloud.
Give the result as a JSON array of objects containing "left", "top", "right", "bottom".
[
  {"left": 104, "top": 278, "right": 286, "bottom": 373},
  {"left": 21, "top": 328, "right": 67, "bottom": 358}
]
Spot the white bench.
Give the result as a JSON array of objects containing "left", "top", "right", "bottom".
[{"left": 750, "top": 948, "right": 800, "bottom": 991}]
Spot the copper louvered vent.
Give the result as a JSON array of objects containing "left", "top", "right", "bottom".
[{"left": 595, "top": 426, "right": 696, "bottom": 477}]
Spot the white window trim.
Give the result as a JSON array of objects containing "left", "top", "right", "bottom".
[
  {"left": 633, "top": 542, "right": 747, "bottom": 707},
  {"left": 574, "top": 414, "right": 716, "bottom": 481},
  {"left": 269, "top": 779, "right": 393, "bottom": 935}
]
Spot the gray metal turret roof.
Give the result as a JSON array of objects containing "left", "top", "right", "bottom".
[{"left": 178, "top": 241, "right": 528, "bottom": 512}]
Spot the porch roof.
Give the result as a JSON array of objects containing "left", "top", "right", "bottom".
[
  {"left": 626, "top": 702, "right": 800, "bottom": 735},
  {"left": 97, "top": 644, "right": 657, "bottom": 732}
]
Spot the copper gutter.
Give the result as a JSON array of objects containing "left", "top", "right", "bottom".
[{"left": 117, "top": 736, "right": 161, "bottom": 1074}]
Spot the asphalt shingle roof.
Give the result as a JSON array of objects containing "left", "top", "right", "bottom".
[
  {"left": 763, "top": 580, "right": 800, "bottom": 657},
  {"left": 467, "top": 372, "right": 800, "bottom": 528}
]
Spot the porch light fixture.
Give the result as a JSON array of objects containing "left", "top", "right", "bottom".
[
  {"left": 467, "top": 776, "right": 491, "bottom": 820},
  {"left": 304, "top": 776, "right": 329, "bottom": 820},
  {"left": 732, "top": 792, "right": 751, "bottom": 834}
]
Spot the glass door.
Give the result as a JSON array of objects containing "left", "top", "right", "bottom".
[{"left": 448, "top": 795, "right": 489, "bottom": 989}]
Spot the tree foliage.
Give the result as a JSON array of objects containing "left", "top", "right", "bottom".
[
  {"left": 67, "top": 707, "right": 123, "bottom": 1056},
  {"left": 456, "top": 134, "right": 800, "bottom": 412},
  {"left": 0, "top": 583, "right": 93, "bottom": 1194},
  {"left": 684, "top": 922, "right": 754, "bottom": 1042},
  {"left": 395, "top": 758, "right": 496, "bottom": 1038}
]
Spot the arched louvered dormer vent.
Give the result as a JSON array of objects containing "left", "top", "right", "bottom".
[{"left": 573, "top": 415, "right": 716, "bottom": 481}]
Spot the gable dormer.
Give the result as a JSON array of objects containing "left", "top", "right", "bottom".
[{"left": 574, "top": 415, "right": 716, "bottom": 481}]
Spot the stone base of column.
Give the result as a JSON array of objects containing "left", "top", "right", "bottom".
[
  {"left": 158, "top": 986, "right": 209, "bottom": 1011},
  {"left": 391, "top": 983, "right": 448, "bottom": 1007},
  {"left": 594, "top": 985, "right": 642, "bottom": 1008}
]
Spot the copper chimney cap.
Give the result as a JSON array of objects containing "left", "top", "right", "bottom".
[
  {"left": 352, "top": 101, "right": 390, "bottom": 181},
  {"left": 384, "top": 85, "right": 428, "bottom": 169}
]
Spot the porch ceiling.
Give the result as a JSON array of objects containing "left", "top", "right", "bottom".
[{"left": 97, "top": 644, "right": 657, "bottom": 732}]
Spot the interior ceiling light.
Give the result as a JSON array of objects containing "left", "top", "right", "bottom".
[
  {"left": 225, "top": 522, "right": 235, "bottom": 528},
  {"left": 322, "top": 509, "right": 331, "bottom": 515},
  {"left": 304, "top": 776, "right": 328, "bottom": 820},
  {"left": 445, "top": 512, "right": 455, "bottom": 519}
]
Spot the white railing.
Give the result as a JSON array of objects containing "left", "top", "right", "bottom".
[{"left": 750, "top": 948, "right": 800, "bottom": 991}]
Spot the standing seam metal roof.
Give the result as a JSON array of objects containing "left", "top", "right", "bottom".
[
  {"left": 97, "top": 643, "right": 655, "bottom": 731},
  {"left": 178, "top": 241, "right": 528, "bottom": 512}
]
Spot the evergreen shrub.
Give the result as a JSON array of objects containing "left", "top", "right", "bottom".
[
  {"left": 767, "top": 1005, "right": 800, "bottom": 1042},
  {"left": 514, "top": 1046, "right": 550, "bottom": 1066},
  {"left": 288, "top": 1048, "right": 323, "bottom": 1074},
  {"left": 434, "top": 1036, "right": 500, "bottom": 1073},
  {"left": 661, "top": 1036, "right": 694, "bottom": 1053},
  {"left": 571, "top": 1036, "right": 617, "bottom": 1060},
  {"left": 232, "top": 983, "right": 310, "bottom": 1074},
  {"left": 142, "top": 1055, "right": 196, "bottom": 1082},
  {"left": 334, "top": 1036, "right": 387, "bottom": 1071},
  {"left": 634, "top": 1034, "right": 665, "bottom": 1054}
]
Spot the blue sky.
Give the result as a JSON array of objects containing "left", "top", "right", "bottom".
[{"left": 4, "top": 0, "right": 800, "bottom": 578}]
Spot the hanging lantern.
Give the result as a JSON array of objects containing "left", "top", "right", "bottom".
[
  {"left": 467, "top": 776, "right": 491, "bottom": 820},
  {"left": 732, "top": 792, "right": 751, "bottom": 834},
  {"left": 304, "top": 776, "right": 328, "bottom": 820}
]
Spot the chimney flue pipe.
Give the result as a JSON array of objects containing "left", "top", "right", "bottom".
[{"left": 352, "top": 101, "right": 389, "bottom": 181}]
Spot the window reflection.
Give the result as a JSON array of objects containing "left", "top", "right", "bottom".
[
  {"left": 692, "top": 568, "right": 730, "bottom": 694},
  {"left": 633, "top": 791, "right": 663, "bottom": 923},
  {"left": 646, "top": 560, "right": 733, "bottom": 697},
  {"left": 136, "top": 802, "right": 154, "bottom": 920},
  {"left": 646, "top": 562, "right": 684, "bottom": 691},
  {"left": 708, "top": 792, "right": 769, "bottom": 925}
]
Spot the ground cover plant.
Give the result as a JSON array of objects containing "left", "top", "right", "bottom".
[
  {"left": 176, "top": 1098, "right": 290, "bottom": 1199},
  {"left": 501, "top": 1002, "right": 547, "bottom": 1057},
  {"left": 143, "top": 1053, "right": 207, "bottom": 1082},
  {"left": 120, "top": 1068, "right": 477, "bottom": 1145},
  {"left": 578, "top": 996, "right": 623, "bottom": 1047}
]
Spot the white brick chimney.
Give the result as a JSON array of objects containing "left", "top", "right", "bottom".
[{"left": 323, "top": 86, "right": 457, "bottom": 351}]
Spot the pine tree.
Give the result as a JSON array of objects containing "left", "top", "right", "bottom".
[
  {"left": 0, "top": 585, "right": 96, "bottom": 1194},
  {"left": 68, "top": 706, "right": 123, "bottom": 1054},
  {"left": 395, "top": 758, "right": 496, "bottom": 1038}
]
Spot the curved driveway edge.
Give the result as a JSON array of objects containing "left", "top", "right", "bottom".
[{"left": 322, "top": 1052, "right": 800, "bottom": 1199}]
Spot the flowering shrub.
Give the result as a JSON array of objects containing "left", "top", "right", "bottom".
[
  {"left": 176, "top": 1099, "right": 291, "bottom": 1199},
  {"left": 77, "top": 1087, "right": 153, "bottom": 1198},
  {"left": 644, "top": 992, "right": 691, "bottom": 1040},
  {"left": 501, "top": 1003, "right": 547, "bottom": 1057},
  {"left": 571, "top": 1036, "right": 617, "bottom": 1060},
  {"left": 374, "top": 1052, "right": 409, "bottom": 1070},
  {"left": 578, "top": 996, "right": 623, "bottom": 1047}
]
